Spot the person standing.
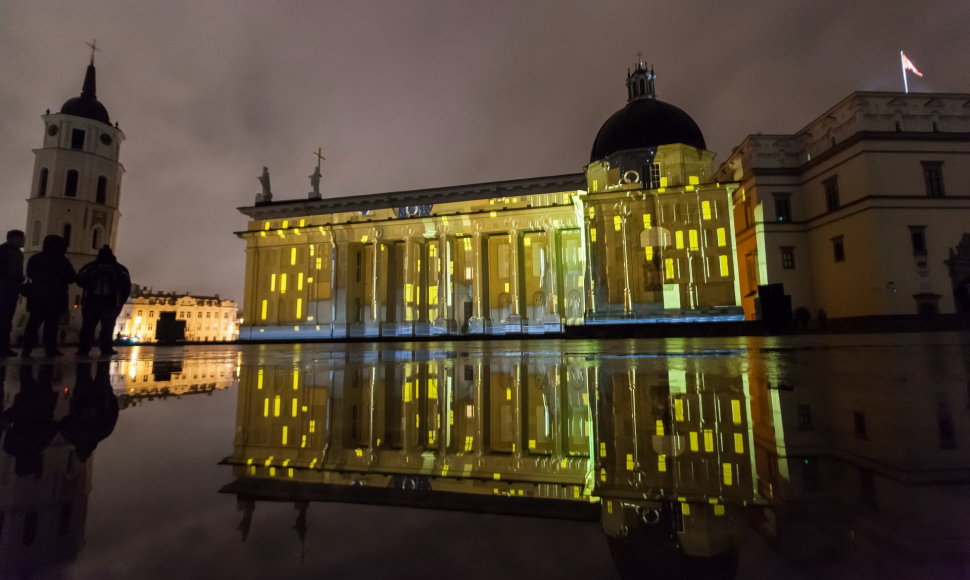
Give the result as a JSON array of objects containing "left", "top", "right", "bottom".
[
  {"left": 0, "top": 230, "right": 26, "bottom": 356},
  {"left": 75, "top": 246, "right": 130, "bottom": 356},
  {"left": 21, "top": 235, "right": 75, "bottom": 357}
]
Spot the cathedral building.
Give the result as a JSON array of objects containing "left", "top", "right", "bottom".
[
  {"left": 17, "top": 54, "right": 125, "bottom": 341},
  {"left": 236, "top": 62, "right": 742, "bottom": 340}
]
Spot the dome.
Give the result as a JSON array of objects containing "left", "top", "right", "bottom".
[
  {"left": 60, "top": 96, "right": 110, "bottom": 125},
  {"left": 59, "top": 62, "right": 111, "bottom": 125},
  {"left": 590, "top": 98, "right": 705, "bottom": 162}
]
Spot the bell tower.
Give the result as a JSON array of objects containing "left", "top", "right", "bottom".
[{"left": 21, "top": 47, "right": 125, "bottom": 338}]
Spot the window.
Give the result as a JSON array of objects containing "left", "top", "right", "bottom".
[
  {"left": 832, "top": 236, "right": 845, "bottom": 262},
  {"left": 96, "top": 176, "right": 107, "bottom": 204},
  {"left": 922, "top": 161, "right": 944, "bottom": 197},
  {"left": 648, "top": 162, "right": 661, "bottom": 189},
  {"left": 773, "top": 193, "right": 792, "bottom": 222},
  {"left": 853, "top": 411, "right": 867, "bottom": 440},
  {"left": 65, "top": 169, "right": 79, "bottom": 197},
  {"left": 71, "top": 128, "right": 85, "bottom": 150},
  {"left": 91, "top": 228, "right": 101, "bottom": 249},
  {"left": 38, "top": 168, "right": 49, "bottom": 197},
  {"left": 62, "top": 223, "right": 71, "bottom": 247},
  {"left": 797, "top": 404, "right": 813, "bottom": 430},
  {"left": 823, "top": 177, "right": 840, "bottom": 212},
  {"left": 781, "top": 246, "right": 795, "bottom": 269},
  {"left": 909, "top": 226, "right": 927, "bottom": 256}
]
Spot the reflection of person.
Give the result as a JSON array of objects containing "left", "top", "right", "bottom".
[
  {"left": 60, "top": 362, "right": 119, "bottom": 461},
  {"left": 1, "top": 365, "right": 58, "bottom": 476},
  {"left": 21, "top": 235, "right": 75, "bottom": 357},
  {"left": 76, "top": 246, "right": 131, "bottom": 356},
  {"left": 0, "top": 229, "right": 26, "bottom": 356}
]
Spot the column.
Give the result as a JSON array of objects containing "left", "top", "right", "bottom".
[
  {"left": 506, "top": 226, "right": 524, "bottom": 329},
  {"left": 434, "top": 231, "right": 456, "bottom": 333},
  {"left": 468, "top": 229, "right": 487, "bottom": 333},
  {"left": 402, "top": 235, "right": 416, "bottom": 336},
  {"left": 545, "top": 225, "right": 563, "bottom": 328}
]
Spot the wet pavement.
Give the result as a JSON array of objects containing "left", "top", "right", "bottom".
[{"left": 1, "top": 333, "right": 969, "bottom": 579}]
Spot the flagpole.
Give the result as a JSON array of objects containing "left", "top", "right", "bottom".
[{"left": 900, "top": 51, "right": 909, "bottom": 94}]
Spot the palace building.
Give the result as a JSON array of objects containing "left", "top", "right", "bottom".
[
  {"left": 236, "top": 62, "right": 743, "bottom": 340},
  {"left": 717, "top": 92, "right": 970, "bottom": 320},
  {"left": 115, "top": 286, "right": 239, "bottom": 343}
]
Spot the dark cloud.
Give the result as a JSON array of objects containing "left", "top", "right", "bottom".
[{"left": 2, "top": 1, "right": 968, "bottom": 300}]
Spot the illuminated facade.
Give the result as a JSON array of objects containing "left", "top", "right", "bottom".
[
  {"left": 221, "top": 346, "right": 756, "bottom": 563},
  {"left": 717, "top": 91, "right": 970, "bottom": 319},
  {"left": 116, "top": 287, "right": 239, "bottom": 343},
  {"left": 16, "top": 56, "right": 125, "bottom": 342},
  {"left": 236, "top": 62, "right": 742, "bottom": 340}
]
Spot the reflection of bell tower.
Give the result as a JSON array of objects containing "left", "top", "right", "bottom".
[{"left": 21, "top": 49, "right": 125, "bottom": 337}]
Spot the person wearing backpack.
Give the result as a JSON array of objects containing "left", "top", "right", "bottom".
[
  {"left": 76, "top": 246, "right": 131, "bottom": 357},
  {"left": 21, "top": 235, "right": 75, "bottom": 357}
]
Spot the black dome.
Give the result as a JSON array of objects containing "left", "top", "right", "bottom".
[
  {"left": 590, "top": 98, "right": 705, "bottom": 162},
  {"left": 60, "top": 96, "right": 110, "bottom": 125},
  {"left": 59, "top": 62, "right": 111, "bottom": 125}
]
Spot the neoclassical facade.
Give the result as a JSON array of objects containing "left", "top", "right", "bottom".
[
  {"left": 236, "top": 63, "right": 742, "bottom": 340},
  {"left": 115, "top": 286, "right": 239, "bottom": 343}
]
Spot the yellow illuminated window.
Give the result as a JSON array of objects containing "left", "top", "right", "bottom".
[
  {"left": 717, "top": 228, "right": 727, "bottom": 247},
  {"left": 689, "top": 175, "right": 699, "bottom": 185},
  {"left": 645, "top": 246, "right": 654, "bottom": 261},
  {"left": 297, "top": 273, "right": 304, "bottom": 291},
  {"left": 655, "top": 419, "right": 665, "bottom": 435},
  {"left": 674, "top": 399, "right": 685, "bottom": 421},
  {"left": 665, "top": 258, "right": 675, "bottom": 279},
  {"left": 264, "top": 221, "right": 271, "bottom": 230},
  {"left": 702, "top": 200, "right": 712, "bottom": 220},
  {"left": 269, "top": 274, "right": 276, "bottom": 292},
  {"left": 281, "top": 426, "right": 288, "bottom": 445},
  {"left": 734, "top": 433, "right": 744, "bottom": 454},
  {"left": 719, "top": 255, "right": 729, "bottom": 277},
  {"left": 689, "top": 230, "right": 699, "bottom": 251},
  {"left": 260, "top": 300, "right": 268, "bottom": 320},
  {"left": 675, "top": 231, "right": 684, "bottom": 249},
  {"left": 731, "top": 400, "right": 742, "bottom": 424},
  {"left": 290, "top": 247, "right": 297, "bottom": 265},
  {"left": 273, "top": 396, "right": 281, "bottom": 417},
  {"left": 592, "top": 179, "right": 599, "bottom": 191},
  {"left": 590, "top": 228, "right": 597, "bottom": 242},
  {"left": 280, "top": 273, "right": 288, "bottom": 294},
  {"left": 295, "top": 298, "right": 302, "bottom": 319},
  {"left": 282, "top": 220, "right": 289, "bottom": 229},
  {"left": 704, "top": 429, "right": 714, "bottom": 452},
  {"left": 299, "top": 219, "right": 305, "bottom": 227},
  {"left": 642, "top": 214, "right": 651, "bottom": 228},
  {"left": 316, "top": 257, "right": 322, "bottom": 270},
  {"left": 660, "top": 176, "right": 668, "bottom": 187},
  {"left": 722, "top": 463, "right": 733, "bottom": 486},
  {"left": 613, "top": 216, "right": 622, "bottom": 231}
]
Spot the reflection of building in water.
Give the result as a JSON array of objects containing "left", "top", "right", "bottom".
[
  {"left": 0, "top": 364, "right": 105, "bottom": 576},
  {"left": 236, "top": 61, "right": 743, "bottom": 341},
  {"left": 221, "top": 350, "right": 758, "bottom": 570},
  {"left": 116, "top": 285, "right": 240, "bottom": 343},
  {"left": 747, "top": 341, "right": 970, "bottom": 575},
  {"left": 109, "top": 355, "right": 238, "bottom": 406}
]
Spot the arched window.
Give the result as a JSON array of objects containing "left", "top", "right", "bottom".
[
  {"left": 63, "top": 223, "right": 72, "bottom": 247},
  {"left": 96, "top": 176, "right": 107, "bottom": 204},
  {"left": 91, "top": 227, "right": 102, "bottom": 249},
  {"left": 38, "top": 168, "right": 49, "bottom": 197},
  {"left": 65, "top": 170, "right": 79, "bottom": 197},
  {"left": 31, "top": 221, "right": 41, "bottom": 247}
]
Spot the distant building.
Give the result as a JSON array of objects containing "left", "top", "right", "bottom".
[
  {"left": 236, "top": 61, "right": 742, "bottom": 340},
  {"left": 716, "top": 92, "right": 970, "bottom": 319},
  {"left": 115, "top": 286, "right": 239, "bottom": 343},
  {"left": 16, "top": 55, "right": 125, "bottom": 342}
]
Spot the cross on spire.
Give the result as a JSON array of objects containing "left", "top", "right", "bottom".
[
  {"left": 313, "top": 147, "right": 326, "bottom": 170},
  {"left": 86, "top": 39, "right": 102, "bottom": 64}
]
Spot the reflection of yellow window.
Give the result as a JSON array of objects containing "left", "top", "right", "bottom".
[
  {"left": 717, "top": 228, "right": 727, "bottom": 247},
  {"left": 665, "top": 258, "right": 675, "bottom": 279},
  {"left": 613, "top": 216, "right": 622, "bottom": 231},
  {"left": 689, "top": 230, "right": 699, "bottom": 250},
  {"left": 644, "top": 246, "right": 654, "bottom": 261},
  {"left": 590, "top": 228, "right": 597, "bottom": 242},
  {"left": 642, "top": 214, "right": 651, "bottom": 228},
  {"left": 260, "top": 300, "right": 268, "bottom": 320},
  {"left": 675, "top": 231, "right": 684, "bottom": 249},
  {"left": 702, "top": 200, "right": 712, "bottom": 220},
  {"left": 719, "top": 255, "right": 729, "bottom": 277},
  {"left": 295, "top": 298, "right": 302, "bottom": 319}
]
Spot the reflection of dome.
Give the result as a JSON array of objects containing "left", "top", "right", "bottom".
[
  {"left": 590, "top": 62, "right": 705, "bottom": 162},
  {"left": 60, "top": 63, "right": 111, "bottom": 125}
]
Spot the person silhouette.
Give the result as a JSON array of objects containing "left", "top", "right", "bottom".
[
  {"left": 76, "top": 246, "right": 131, "bottom": 356},
  {"left": 60, "top": 361, "right": 119, "bottom": 461},
  {"left": 21, "top": 235, "right": 75, "bottom": 357},
  {"left": 0, "top": 229, "right": 26, "bottom": 356},
  {"left": 1, "top": 364, "right": 59, "bottom": 477}
]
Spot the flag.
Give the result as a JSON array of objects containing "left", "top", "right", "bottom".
[{"left": 901, "top": 52, "right": 923, "bottom": 77}]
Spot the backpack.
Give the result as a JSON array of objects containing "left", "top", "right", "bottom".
[{"left": 87, "top": 263, "right": 119, "bottom": 297}]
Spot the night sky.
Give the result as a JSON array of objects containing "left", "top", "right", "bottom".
[{"left": 2, "top": 1, "right": 968, "bottom": 302}]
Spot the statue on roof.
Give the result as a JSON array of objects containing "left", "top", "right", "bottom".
[{"left": 256, "top": 166, "right": 272, "bottom": 203}]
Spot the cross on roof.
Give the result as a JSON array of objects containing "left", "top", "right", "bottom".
[
  {"left": 314, "top": 147, "right": 326, "bottom": 169},
  {"left": 86, "top": 39, "right": 102, "bottom": 64}
]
